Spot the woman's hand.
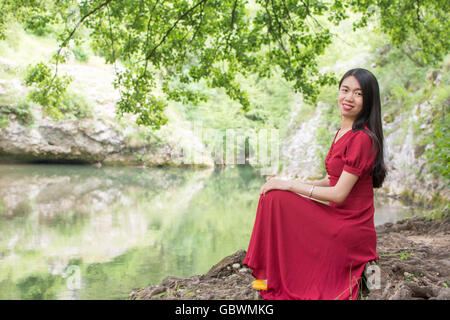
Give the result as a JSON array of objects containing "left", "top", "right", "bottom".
[{"left": 260, "top": 178, "right": 291, "bottom": 195}]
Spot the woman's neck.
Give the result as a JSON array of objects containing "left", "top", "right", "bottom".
[{"left": 340, "top": 118, "right": 354, "bottom": 131}]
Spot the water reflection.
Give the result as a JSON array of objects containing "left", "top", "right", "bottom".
[{"left": 0, "top": 164, "right": 422, "bottom": 299}]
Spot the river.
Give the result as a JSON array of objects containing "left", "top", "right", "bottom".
[{"left": 0, "top": 164, "right": 423, "bottom": 299}]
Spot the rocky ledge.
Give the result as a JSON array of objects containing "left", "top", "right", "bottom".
[
  {"left": 0, "top": 118, "right": 213, "bottom": 167},
  {"left": 130, "top": 215, "right": 450, "bottom": 300}
]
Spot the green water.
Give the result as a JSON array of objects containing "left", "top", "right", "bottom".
[{"left": 0, "top": 164, "right": 415, "bottom": 300}]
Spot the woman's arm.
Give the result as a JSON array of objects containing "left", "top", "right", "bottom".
[
  {"left": 302, "top": 174, "right": 330, "bottom": 187},
  {"left": 287, "top": 171, "right": 359, "bottom": 203}
]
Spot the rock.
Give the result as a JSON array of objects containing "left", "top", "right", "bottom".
[
  {"left": 149, "top": 286, "right": 166, "bottom": 298},
  {"left": 389, "top": 282, "right": 413, "bottom": 300},
  {"left": 160, "top": 275, "right": 183, "bottom": 288},
  {"left": 204, "top": 249, "right": 246, "bottom": 279},
  {"left": 434, "top": 287, "right": 450, "bottom": 300},
  {"left": 239, "top": 267, "right": 251, "bottom": 273},
  {"left": 404, "top": 282, "right": 437, "bottom": 299},
  {"left": 0, "top": 119, "right": 213, "bottom": 167},
  {"left": 0, "top": 119, "right": 124, "bottom": 163},
  {"left": 130, "top": 216, "right": 449, "bottom": 300}
]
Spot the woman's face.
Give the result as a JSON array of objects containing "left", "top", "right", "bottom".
[{"left": 338, "top": 75, "right": 364, "bottom": 119}]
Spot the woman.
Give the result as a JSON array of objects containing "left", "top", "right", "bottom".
[{"left": 243, "top": 68, "right": 387, "bottom": 300}]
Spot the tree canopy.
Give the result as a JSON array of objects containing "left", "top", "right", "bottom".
[{"left": 0, "top": 0, "right": 448, "bottom": 129}]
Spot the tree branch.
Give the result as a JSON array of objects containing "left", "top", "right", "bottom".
[
  {"left": 264, "top": 0, "right": 291, "bottom": 67},
  {"left": 124, "top": 0, "right": 145, "bottom": 62},
  {"left": 106, "top": 1, "right": 127, "bottom": 106},
  {"left": 401, "top": 46, "right": 425, "bottom": 68},
  {"left": 270, "top": 0, "right": 290, "bottom": 35},
  {"left": 142, "top": 0, "right": 162, "bottom": 75},
  {"left": 145, "top": 0, "right": 208, "bottom": 62},
  {"left": 281, "top": 0, "right": 296, "bottom": 29},
  {"left": 60, "top": 0, "right": 114, "bottom": 49},
  {"left": 53, "top": 0, "right": 114, "bottom": 78},
  {"left": 190, "top": 1, "right": 206, "bottom": 43},
  {"left": 415, "top": 0, "right": 422, "bottom": 23},
  {"left": 224, "top": 0, "right": 239, "bottom": 55},
  {"left": 230, "top": 0, "right": 238, "bottom": 29}
]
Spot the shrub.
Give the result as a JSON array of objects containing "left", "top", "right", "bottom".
[
  {"left": 60, "top": 92, "right": 93, "bottom": 120},
  {"left": 0, "top": 93, "right": 34, "bottom": 128}
]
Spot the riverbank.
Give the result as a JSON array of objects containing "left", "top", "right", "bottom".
[{"left": 130, "top": 214, "right": 450, "bottom": 300}]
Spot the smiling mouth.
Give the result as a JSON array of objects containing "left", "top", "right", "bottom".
[{"left": 343, "top": 103, "right": 354, "bottom": 110}]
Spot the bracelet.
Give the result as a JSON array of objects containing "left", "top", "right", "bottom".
[{"left": 308, "top": 184, "right": 315, "bottom": 198}]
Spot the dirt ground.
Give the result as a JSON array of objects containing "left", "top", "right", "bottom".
[{"left": 130, "top": 215, "right": 450, "bottom": 300}]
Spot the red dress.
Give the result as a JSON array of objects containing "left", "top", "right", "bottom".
[{"left": 243, "top": 125, "right": 378, "bottom": 300}]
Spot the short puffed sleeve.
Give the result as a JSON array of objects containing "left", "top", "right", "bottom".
[{"left": 343, "top": 131, "right": 376, "bottom": 177}]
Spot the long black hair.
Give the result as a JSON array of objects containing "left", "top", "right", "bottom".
[{"left": 339, "top": 68, "right": 387, "bottom": 188}]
